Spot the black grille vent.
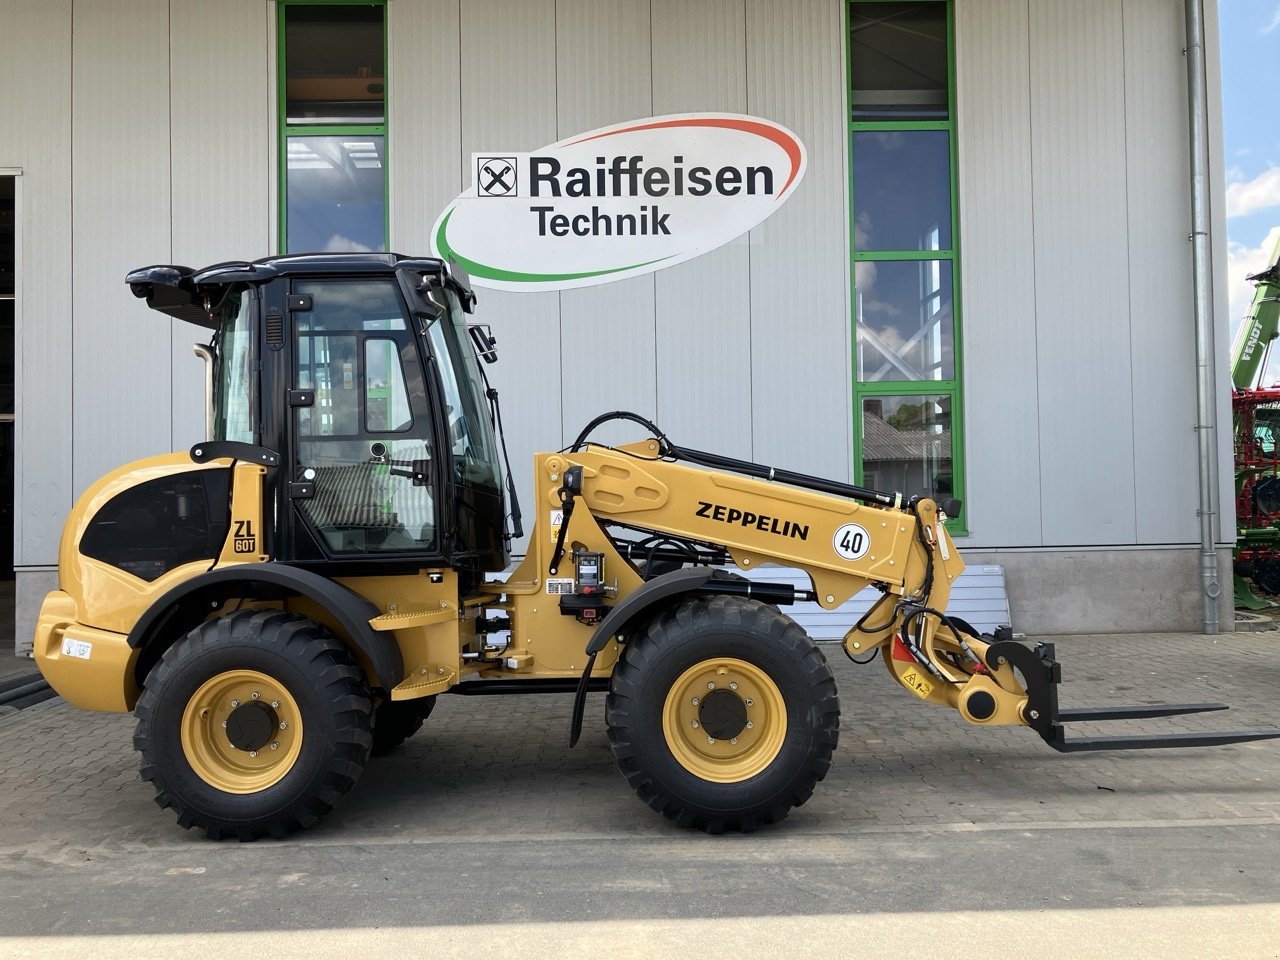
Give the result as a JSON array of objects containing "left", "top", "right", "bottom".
[{"left": 266, "top": 309, "right": 284, "bottom": 347}]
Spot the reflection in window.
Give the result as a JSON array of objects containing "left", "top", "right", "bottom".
[
  {"left": 849, "top": 2, "right": 948, "bottom": 120},
  {"left": 365, "top": 339, "right": 411, "bottom": 432},
  {"left": 852, "top": 131, "right": 951, "bottom": 251},
  {"left": 861, "top": 395, "right": 953, "bottom": 500},
  {"left": 297, "top": 334, "right": 359, "bottom": 437},
  {"left": 856, "top": 260, "right": 952, "bottom": 381},
  {"left": 284, "top": 4, "right": 385, "bottom": 125},
  {"left": 214, "top": 292, "right": 255, "bottom": 442},
  {"left": 286, "top": 136, "right": 386, "bottom": 254}
]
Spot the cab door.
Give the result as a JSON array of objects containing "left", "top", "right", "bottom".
[{"left": 285, "top": 276, "right": 444, "bottom": 564}]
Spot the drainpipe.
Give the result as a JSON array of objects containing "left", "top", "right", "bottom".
[{"left": 1185, "top": 0, "right": 1221, "bottom": 634}]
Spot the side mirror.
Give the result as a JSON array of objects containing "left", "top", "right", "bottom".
[{"left": 468, "top": 324, "right": 498, "bottom": 364}]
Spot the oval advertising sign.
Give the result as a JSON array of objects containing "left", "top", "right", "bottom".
[{"left": 430, "top": 114, "right": 807, "bottom": 291}]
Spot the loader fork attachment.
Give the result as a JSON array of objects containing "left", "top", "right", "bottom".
[{"left": 986, "top": 637, "right": 1280, "bottom": 753}]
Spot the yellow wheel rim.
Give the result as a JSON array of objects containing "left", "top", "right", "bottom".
[
  {"left": 661, "top": 657, "right": 787, "bottom": 783},
  {"left": 180, "top": 669, "right": 303, "bottom": 794}
]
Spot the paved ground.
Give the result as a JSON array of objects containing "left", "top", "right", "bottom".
[{"left": 1, "top": 631, "right": 1278, "bottom": 956}]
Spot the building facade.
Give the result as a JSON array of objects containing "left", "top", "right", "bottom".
[{"left": 0, "top": 0, "right": 1235, "bottom": 651}]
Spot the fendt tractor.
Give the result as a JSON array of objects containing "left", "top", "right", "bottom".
[
  {"left": 32, "top": 254, "right": 1280, "bottom": 840},
  {"left": 1229, "top": 234, "right": 1280, "bottom": 605}
]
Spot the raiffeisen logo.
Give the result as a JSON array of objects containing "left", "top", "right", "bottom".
[{"left": 431, "top": 114, "right": 807, "bottom": 292}]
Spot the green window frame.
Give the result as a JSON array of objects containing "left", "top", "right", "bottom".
[
  {"left": 847, "top": 0, "right": 966, "bottom": 533},
  {"left": 277, "top": 0, "right": 390, "bottom": 255}
]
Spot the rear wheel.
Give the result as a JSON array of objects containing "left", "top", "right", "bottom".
[
  {"left": 133, "top": 610, "right": 374, "bottom": 840},
  {"left": 371, "top": 696, "right": 436, "bottom": 755},
  {"left": 606, "top": 595, "right": 839, "bottom": 833}
]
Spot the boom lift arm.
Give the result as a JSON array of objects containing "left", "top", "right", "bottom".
[{"left": 526, "top": 414, "right": 1280, "bottom": 754}]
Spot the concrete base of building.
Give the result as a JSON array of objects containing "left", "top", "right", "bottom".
[
  {"left": 962, "top": 545, "right": 1235, "bottom": 635},
  {"left": 14, "top": 567, "right": 56, "bottom": 657}
]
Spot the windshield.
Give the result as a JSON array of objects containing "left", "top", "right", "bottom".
[
  {"left": 423, "top": 289, "right": 501, "bottom": 490},
  {"left": 213, "top": 289, "right": 255, "bottom": 443}
]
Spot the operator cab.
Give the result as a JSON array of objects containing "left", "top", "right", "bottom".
[{"left": 126, "top": 253, "right": 508, "bottom": 580}]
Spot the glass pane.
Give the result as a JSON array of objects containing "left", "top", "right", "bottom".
[
  {"left": 214, "top": 292, "right": 255, "bottom": 442},
  {"left": 849, "top": 2, "right": 948, "bottom": 120},
  {"left": 296, "top": 434, "right": 437, "bottom": 554},
  {"left": 284, "top": 4, "right": 384, "bottom": 124},
  {"left": 853, "top": 131, "right": 951, "bottom": 251},
  {"left": 291, "top": 279, "right": 435, "bottom": 554},
  {"left": 861, "top": 394, "right": 954, "bottom": 500},
  {"left": 293, "top": 279, "right": 406, "bottom": 333},
  {"left": 286, "top": 135, "right": 386, "bottom": 254},
  {"left": 365, "top": 339, "right": 412, "bottom": 432},
  {"left": 424, "top": 299, "right": 500, "bottom": 490},
  {"left": 856, "top": 259, "right": 953, "bottom": 382},
  {"left": 297, "top": 334, "right": 359, "bottom": 437}
]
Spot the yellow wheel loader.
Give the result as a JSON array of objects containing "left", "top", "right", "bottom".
[{"left": 31, "top": 253, "right": 1280, "bottom": 840}]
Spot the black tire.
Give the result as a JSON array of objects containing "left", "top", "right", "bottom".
[
  {"left": 371, "top": 696, "right": 436, "bottom": 756},
  {"left": 606, "top": 595, "right": 839, "bottom": 833},
  {"left": 133, "top": 610, "right": 374, "bottom": 841}
]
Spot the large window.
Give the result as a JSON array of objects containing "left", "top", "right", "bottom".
[
  {"left": 279, "top": 2, "right": 388, "bottom": 254},
  {"left": 849, "top": 0, "right": 964, "bottom": 529}
]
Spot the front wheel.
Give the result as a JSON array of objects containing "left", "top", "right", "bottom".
[
  {"left": 133, "top": 610, "right": 374, "bottom": 840},
  {"left": 606, "top": 595, "right": 839, "bottom": 833}
]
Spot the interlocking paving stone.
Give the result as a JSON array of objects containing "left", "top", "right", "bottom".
[{"left": 0, "top": 632, "right": 1277, "bottom": 855}]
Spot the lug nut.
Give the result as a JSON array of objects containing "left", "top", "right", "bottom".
[
  {"left": 270, "top": 742, "right": 279, "bottom": 750},
  {"left": 746, "top": 721, "right": 754, "bottom": 729},
  {"left": 691, "top": 697, "right": 699, "bottom": 705},
  {"left": 249, "top": 750, "right": 257, "bottom": 758},
  {"left": 271, "top": 701, "right": 279, "bottom": 708},
  {"left": 745, "top": 699, "right": 754, "bottom": 707},
  {"left": 707, "top": 682, "right": 715, "bottom": 689},
  {"left": 221, "top": 720, "right": 228, "bottom": 728},
  {"left": 691, "top": 720, "right": 700, "bottom": 728},
  {"left": 279, "top": 721, "right": 288, "bottom": 730},
  {"left": 251, "top": 691, "right": 260, "bottom": 700},
  {"left": 730, "top": 738, "right": 738, "bottom": 745},
  {"left": 707, "top": 737, "right": 716, "bottom": 745},
  {"left": 730, "top": 682, "right": 738, "bottom": 690},
  {"left": 230, "top": 699, "right": 239, "bottom": 707}
]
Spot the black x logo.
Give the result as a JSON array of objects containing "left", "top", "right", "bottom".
[{"left": 477, "top": 157, "right": 517, "bottom": 197}]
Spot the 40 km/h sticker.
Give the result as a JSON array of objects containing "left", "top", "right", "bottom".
[{"left": 833, "top": 523, "right": 871, "bottom": 561}]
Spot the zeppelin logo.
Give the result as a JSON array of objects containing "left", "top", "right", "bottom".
[
  {"left": 233, "top": 519, "right": 256, "bottom": 554},
  {"left": 432, "top": 114, "right": 807, "bottom": 292},
  {"left": 695, "top": 501, "right": 810, "bottom": 542}
]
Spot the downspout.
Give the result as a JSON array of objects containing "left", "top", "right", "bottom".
[{"left": 1185, "top": 0, "right": 1221, "bottom": 634}]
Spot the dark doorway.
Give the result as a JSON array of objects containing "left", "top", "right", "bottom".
[{"left": 0, "top": 176, "right": 13, "bottom": 654}]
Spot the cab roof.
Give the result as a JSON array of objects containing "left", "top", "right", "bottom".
[{"left": 125, "top": 253, "right": 473, "bottom": 329}]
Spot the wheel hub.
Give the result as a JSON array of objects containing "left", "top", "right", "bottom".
[
  {"left": 661, "top": 657, "right": 787, "bottom": 783},
  {"left": 180, "top": 669, "right": 304, "bottom": 794},
  {"left": 225, "top": 701, "right": 279, "bottom": 752},
  {"left": 698, "top": 689, "right": 748, "bottom": 740}
]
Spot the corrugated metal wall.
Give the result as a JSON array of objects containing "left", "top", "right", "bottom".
[
  {"left": 1, "top": 0, "right": 1234, "bottom": 601},
  {"left": 2, "top": 0, "right": 274, "bottom": 577},
  {"left": 390, "top": 0, "right": 850, "bottom": 538},
  {"left": 957, "top": 0, "right": 1233, "bottom": 550},
  {"left": 2, "top": 1, "right": 73, "bottom": 570}
]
